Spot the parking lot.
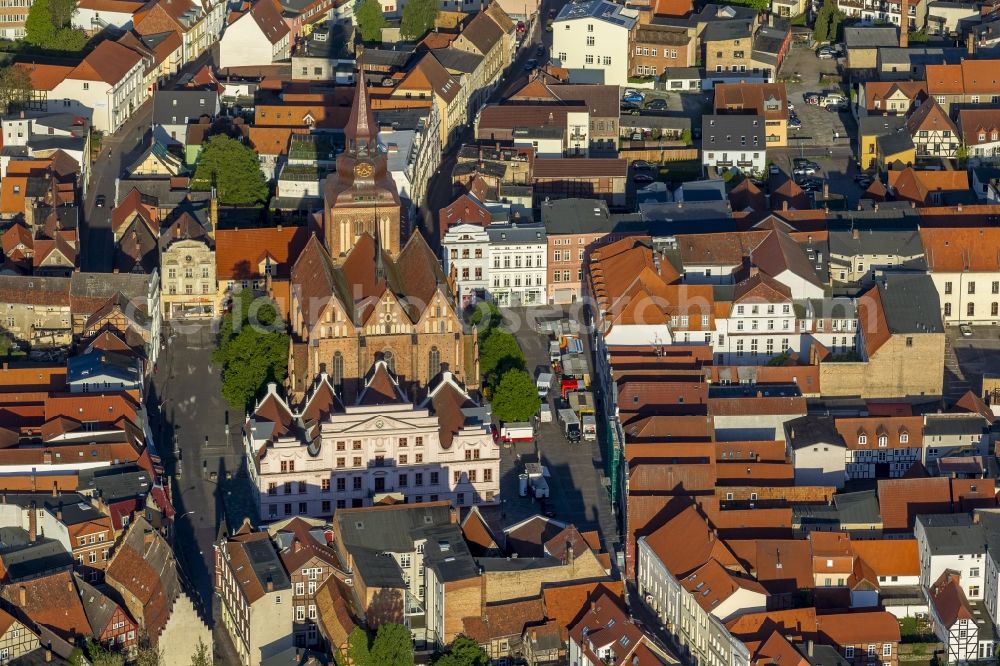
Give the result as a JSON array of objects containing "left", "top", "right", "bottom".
[{"left": 495, "top": 308, "right": 618, "bottom": 550}]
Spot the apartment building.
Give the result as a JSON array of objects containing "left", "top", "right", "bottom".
[
  {"left": 631, "top": 23, "right": 695, "bottom": 76},
  {"left": 485, "top": 224, "right": 547, "bottom": 307},
  {"left": 216, "top": 525, "right": 294, "bottom": 666},
  {"left": 159, "top": 213, "right": 216, "bottom": 319},
  {"left": 915, "top": 514, "right": 986, "bottom": 602},
  {"left": 701, "top": 115, "right": 766, "bottom": 175},
  {"left": 920, "top": 227, "right": 1000, "bottom": 325},
  {"left": 442, "top": 222, "right": 490, "bottom": 307},
  {"left": 714, "top": 83, "right": 790, "bottom": 148},
  {"left": 552, "top": 0, "right": 638, "bottom": 86},
  {"left": 837, "top": 416, "right": 923, "bottom": 480},
  {"left": 927, "top": 59, "right": 1000, "bottom": 114}
]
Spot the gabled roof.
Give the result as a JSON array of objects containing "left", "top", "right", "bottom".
[
  {"left": 242, "top": 0, "right": 290, "bottom": 44},
  {"left": 920, "top": 227, "right": 1000, "bottom": 272},
  {"left": 69, "top": 40, "right": 144, "bottom": 85},
  {"left": 888, "top": 167, "right": 970, "bottom": 206},
  {"left": 357, "top": 360, "right": 407, "bottom": 406},
  {"left": 1, "top": 571, "right": 90, "bottom": 641},
  {"left": 906, "top": 98, "right": 959, "bottom": 137},
  {"left": 460, "top": 505, "right": 501, "bottom": 556},
  {"left": 680, "top": 558, "right": 766, "bottom": 614},
  {"left": 215, "top": 225, "right": 310, "bottom": 280},
  {"left": 929, "top": 570, "right": 974, "bottom": 627},
  {"left": 750, "top": 229, "right": 823, "bottom": 288},
  {"left": 642, "top": 503, "right": 742, "bottom": 578}
]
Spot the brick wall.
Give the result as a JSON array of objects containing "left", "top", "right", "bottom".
[
  {"left": 443, "top": 578, "right": 482, "bottom": 642},
  {"left": 483, "top": 551, "right": 609, "bottom": 602},
  {"left": 820, "top": 333, "right": 944, "bottom": 399}
]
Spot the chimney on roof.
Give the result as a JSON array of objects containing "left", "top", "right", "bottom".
[
  {"left": 51, "top": 482, "right": 57, "bottom": 497},
  {"left": 67, "top": 578, "right": 73, "bottom": 592},
  {"left": 808, "top": 640, "right": 815, "bottom": 657},
  {"left": 28, "top": 501, "right": 36, "bottom": 543},
  {"left": 56, "top": 504, "right": 62, "bottom": 522},
  {"left": 267, "top": 576, "right": 274, "bottom": 592},
  {"left": 822, "top": 181, "right": 829, "bottom": 199},
  {"left": 782, "top": 200, "right": 789, "bottom": 211},
  {"left": 974, "top": 511, "right": 982, "bottom": 524},
  {"left": 899, "top": 0, "right": 908, "bottom": 47},
  {"left": 852, "top": 228, "right": 860, "bottom": 240},
  {"left": 45, "top": 645, "right": 52, "bottom": 663},
  {"left": 18, "top": 585, "right": 26, "bottom": 606},
  {"left": 968, "top": 32, "right": 976, "bottom": 55},
  {"left": 294, "top": 538, "right": 302, "bottom": 553}
]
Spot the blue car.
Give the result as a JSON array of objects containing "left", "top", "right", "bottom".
[{"left": 622, "top": 92, "right": 644, "bottom": 103}]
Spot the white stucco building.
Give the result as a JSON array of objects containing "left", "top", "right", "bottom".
[
  {"left": 551, "top": 0, "right": 637, "bottom": 86},
  {"left": 248, "top": 363, "right": 500, "bottom": 520},
  {"left": 915, "top": 514, "right": 987, "bottom": 602},
  {"left": 442, "top": 223, "right": 490, "bottom": 308},
  {"left": 486, "top": 223, "right": 547, "bottom": 307},
  {"left": 48, "top": 40, "right": 149, "bottom": 134},
  {"left": 219, "top": 0, "right": 291, "bottom": 69}
]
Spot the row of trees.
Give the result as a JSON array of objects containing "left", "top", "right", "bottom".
[
  {"left": 355, "top": 0, "right": 439, "bottom": 42},
  {"left": 473, "top": 303, "right": 541, "bottom": 423},
  {"left": 73, "top": 638, "right": 210, "bottom": 666},
  {"left": 24, "top": 0, "right": 88, "bottom": 52},
  {"left": 813, "top": 0, "right": 845, "bottom": 44},
  {"left": 336, "top": 625, "right": 490, "bottom": 666}
]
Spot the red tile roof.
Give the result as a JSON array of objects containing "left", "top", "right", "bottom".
[{"left": 215, "top": 225, "right": 311, "bottom": 280}]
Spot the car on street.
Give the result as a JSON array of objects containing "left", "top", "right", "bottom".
[
  {"left": 855, "top": 173, "right": 874, "bottom": 187},
  {"left": 789, "top": 117, "right": 802, "bottom": 130},
  {"left": 95, "top": 194, "right": 106, "bottom": 207},
  {"left": 621, "top": 101, "right": 640, "bottom": 111},
  {"left": 960, "top": 323, "right": 973, "bottom": 337},
  {"left": 768, "top": 164, "right": 781, "bottom": 175},
  {"left": 632, "top": 173, "right": 655, "bottom": 184},
  {"left": 645, "top": 98, "right": 667, "bottom": 110},
  {"left": 793, "top": 158, "right": 819, "bottom": 169},
  {"left": 632, "top": 159, "right": 654, "bottom": 170},
  {"left": 787, "top": 101, "right": 795, "bottom": 110},
  {"left": 826, "top": 103, "right": 847, "bottom": 112},
  {"left": 804, "top": 92, "right": 820, "bottom": 105},
  {"left": 800, "top": 179, "right": 823, "bottom": 192},
  {"left": 622, "top": 91, "right": 644, "bottom": 103},
  {"left": 536, "top": 44, "right": 545, "bottom": 55},
  {"left": 524, "top": 59, "right": 538, "bottom": 70},
  {"left": 817, "top": 45, "right": 836, "bottom": 59},
  {"left": 793, "top": 165, "right": 817, "bottom": 176}
]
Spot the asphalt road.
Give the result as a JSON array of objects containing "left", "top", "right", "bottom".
[
  {"left": 419, "top": 0, "right": 568, "bottom": 245},
  {"left": 81, "top": 48, "right": 216, "bottom": 273},
  {"left": 502, "top": 307, "right": 619, "bottom": 552},
  {"left": 150, "top": 320, "right": 258, "bottom": 661}
]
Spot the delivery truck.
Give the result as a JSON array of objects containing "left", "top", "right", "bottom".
[
  {"left": 582, "top": 414, "right": 597, "bottom": 441},
  {"left": 499, "top": 422, "right": 534, "bottom": 443},
  {"left": 558, "top": 409, "right": 581, "bottom": 442}
]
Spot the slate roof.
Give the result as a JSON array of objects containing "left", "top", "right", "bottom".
[
  {"left": 916, "top": 514, "right": 986, "bottom": 555},
  {"left": 786, "top": 415, "right": 845, "bottom": 450},
  {"left": 152, "top": 90, "right": 218, "bottom": 125}
]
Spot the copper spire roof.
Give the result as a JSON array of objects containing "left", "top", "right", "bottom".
[{"left": 345, "top": 54, "right": 377, "bottom": 153}]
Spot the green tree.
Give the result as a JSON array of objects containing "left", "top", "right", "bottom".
[
  {"left": 189, "top": 639, "right": 211, "bottom": 666},
  {"left": 85, "top": 641, "right": 125, "bottom": 666},
  {"left": 49, "top": 27, "right": 87, "bottom": 51},
  {"left": 479, "top": 330, "right": 525, "bottom": 389},
  {"left": 813, "top": 9, "right": 829, "bottom": 42},
  {"left": 370, "top": 624, "right": 415, "bottom": 666},
  {"left": 0, "top": 65, "right": 32, "bottom": 115},
  {"left": 336, "top": 626, "right": 372, "bottom": 666},
  {"left": 433, "top": 636, "right": 490, "bottom": 666},
  {"left": 212, "top": 289, "right": 289, "bottom": 410},
  {"left": 192, "top": 135, "right": 269, "bottom": 206},
  {"left": 48, "top": 0, "right": 77, "bottom": 28},
  {"left": 468, "top": 300, "right": 503, "bottom": 338},
  {"left": 24, "top": 0, "right": 56, "bottom": 47},
  {"left": 355, "top": 0, "right": 386, "bottom": 42},
  {"left": 400, "top": 0, "right": 438, "bottom": 40},
  {"left": 491, "top": 369, "right": 540, "bottom": 423},
  {"left": 132, "top": 646, "right": 163, "bottom": 666}
]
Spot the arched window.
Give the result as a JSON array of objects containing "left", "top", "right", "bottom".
[
  {"left": 332, "top": 352, "right": 344, "bottom": 387},
  {"left": 382, "top": 350, "right": 395, "bottom": 373},
  {"left": 353, "top": 220, "right": 362, "bottom": 236},
  {"left": 429, "top": 346, "right": 440, "bottom": 377}
]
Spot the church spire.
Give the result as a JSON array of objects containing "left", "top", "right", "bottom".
[{"left": 346, "top": 50, "right": 377, "bottom": 153}]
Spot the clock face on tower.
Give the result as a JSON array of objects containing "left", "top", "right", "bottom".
[{"left": 355, "top": 162, "right": 374, "bottom": 178}]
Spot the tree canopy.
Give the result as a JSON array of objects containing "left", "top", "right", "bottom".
[
  {"left": 491, "top": 369, "right": 540, "bottom": 423},
  {"left": 0, "top": 66, "right": 32, "bottom": 115},
  {"left": 433, "top": 636, "right": 491, "bottom": 666},
  {"left": 336, "top": 624, "right": 413, "bottom": 666},
  {"left": 813, "top": 0, "right": 845, "bottom": 43},
  {"left": 355, "top": 0, "right": 387, "bottom": 41},
  {"left": 192, "top": 135, "right": 270, "bottom": 206},
  {"left": 24, "top": 0, "right": 87, "bottom": 51},
  {"left": 479, "top": 329, "right": 525, "bottom": 390},
  {"left": 212, "top": 289, "right": 289, "bottom": 410},
  {"left": 400, "top": 0, "right": 439, "bottom": 39}
]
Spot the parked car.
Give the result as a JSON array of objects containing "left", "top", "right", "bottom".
[
  {"left": 787, "top": 101, "right": 795, "bottom": 111},
  {"left": 621, "top": 101, "right": 640, "bottom": 111},
  {"left": 645, "top": 98, "right": 667, "bottom": 110},
  {"left": 632, "top": 173, "right": 655, "bottom": 184},
  {"left": 817, "top": 46, "right": 836, "bottom": 59},
  {"left": 804, "top": 93, "right": 820, "bottom": 105},
  {"left": 789, "top": 118, "right": 802, "bottom": 129},
  {"left": 960, "top": 323, "right": 974, "bottom": 337},
  {"left": 622, "top": 91, "right": 645, "bottom": 103},
  {"left": 793, "top": 165, "right": 817, "bottom": 176},
  {"left": 769, "top": 164, "right": 781, "bottom": 175},
  {"left": 632, "top": 159, "right": 654, "bottom": 170},
  {"left": 536, "top": 44, "right": 545, "bottom": 56},
  {"left": 524, "top": 59, "right": 538, "bottom": 71},
  {"left": 95, "top": 194, "right": 106, "bottom": 207}
]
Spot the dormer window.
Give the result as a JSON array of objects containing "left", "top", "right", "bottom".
[
  {"left": 858, "top": 434, "right": 867, "bottom": 446},
  {"left": 900, "top": 432, "right": 909, "bottom": 444},
  {"left": 993, "top": 131, "right": 998, "bottom": 141},
  {"left": 878, "top": 435, "right": 888, "bottom": 448},
  {"left": 980, "top": 133, "right": 987, "bottom": 142}
]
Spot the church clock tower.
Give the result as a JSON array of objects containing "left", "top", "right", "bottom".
[{"left": 322, "top": 59, "right": 402, "bottom": 260}]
